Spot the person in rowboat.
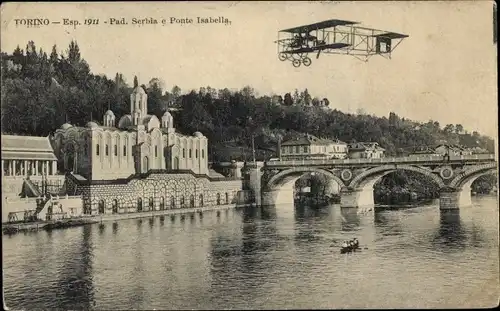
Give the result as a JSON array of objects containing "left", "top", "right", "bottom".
[
  {"left": 342, "top": 241, "right": 348, "bottom": 249},
  {"left": 353, "top": 238, "right": 359, "bottom": 248}
]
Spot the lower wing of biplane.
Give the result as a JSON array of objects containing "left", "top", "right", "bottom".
[{"left": 275, "top": 19, "right": 409, "bottom": 67}]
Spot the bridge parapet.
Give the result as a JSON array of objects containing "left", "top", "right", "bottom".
[{"left": 265, "top": 154, "right": 496, "bottom": 168}]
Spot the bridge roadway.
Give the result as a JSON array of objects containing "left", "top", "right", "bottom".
[
  {"left": 264, "top": 154, "right": 496, "bottom": 168},
  {"left": 244, "top": 154, "right": 497, "bottom": 211}
]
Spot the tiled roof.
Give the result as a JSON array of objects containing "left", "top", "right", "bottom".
[
  {"left": 282, "top": 134, "right": 345, "bottom": 146},
  {"left": 348, "top": 142, "right": 385, "bottom": 151},
  {"left": 1, "top": 135, "right": 58, "bottom": 160}
]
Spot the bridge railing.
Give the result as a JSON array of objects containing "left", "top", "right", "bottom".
[{"left": 264, "top": 154, "right": 496, "bottom": 167}]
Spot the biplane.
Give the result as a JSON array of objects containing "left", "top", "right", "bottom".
[{"left": 275, "top": 19, "right": 408, "bottom": 67}]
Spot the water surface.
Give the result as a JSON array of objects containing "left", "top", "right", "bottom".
[{"left": 3, "top": 195, "right": 499, "bottom": 309}]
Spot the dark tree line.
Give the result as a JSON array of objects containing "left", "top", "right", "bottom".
[{"left": 1, "top": 40, "right": 495, "bottom": 163}]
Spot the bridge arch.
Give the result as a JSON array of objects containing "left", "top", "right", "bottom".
[
  {"left": 449, "top": 163, "right": 497, "bottom": 189},
  {"left": 267, "top": 167, "right": 346, "bottom": 191},
  {"left": 349, "top": 164, "right": 446, "bottom": 190},
  {"left": 445, "top": 164, "right": 497, "bottom": 207},
  {"left": 262, "top": 167, "right": 346, "bottom": 206}
]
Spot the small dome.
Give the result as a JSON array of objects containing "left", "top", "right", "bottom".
[
  {"left": 193, "top": 131, "right": 204, "bottom": 137},
  {"left": 132, "top": 86, "right": 146, "bottom": 95},
  {"left": 104, "top": 110, "right": 115, "bottom": 117},
  {"left": 86, "top": 121, "right": 99, "bottom": 128},
  {"left": 60, "top": 123, "right": 73, "bottom": 130},
  {"left": 163, "top": 111, "right": 172, "bottom": 117}
]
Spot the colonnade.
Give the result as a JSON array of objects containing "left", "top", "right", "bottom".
[{"left": 1, "top": 160, "right": 58, "bottom": 177}]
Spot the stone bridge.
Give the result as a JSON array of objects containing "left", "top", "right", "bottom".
[{"left": 243, "top": 154, "right": 497, "bottom": 210}]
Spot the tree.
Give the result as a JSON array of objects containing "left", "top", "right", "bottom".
[
  {"left": 322, "top": 98, "right": 330, "bottom": 107},
  {"left": 283, "top": 93, "right": 293, "bottom": 106},
  {"left": 133, "top": 76, "right": 139, "bottom": 88},
  {"left": 455, "top": 124, "right": 464, "bottom": 134},
  {"left": 443, "top": 124, "right": 455, "bottom": 134}
]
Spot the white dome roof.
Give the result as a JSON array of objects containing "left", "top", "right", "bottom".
[
  {"left": 132, "top": 86, "right": 146, "bottom": 95},
  {"left": 60, "top": 123, "right": 73, "bottom": 130},
  {"left": 86, "top": 121, "right": 99, "bottom": 128},
  {"left": 193, "top": 131, "right": 204, "bottom": 137},
  {"left": 163, "top": 111, "right": 172, "bottom": 117},
  {"left": 104, "top": 110, "right": 115, "bottom": 116}
]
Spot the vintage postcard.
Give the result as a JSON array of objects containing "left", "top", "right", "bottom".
[{"left": 1, "top": 1, "right": 498, "bottom": 310}]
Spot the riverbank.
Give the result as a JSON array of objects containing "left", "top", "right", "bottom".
[{"left": 2, "top": 203, "right": 254, "bottom": 235}]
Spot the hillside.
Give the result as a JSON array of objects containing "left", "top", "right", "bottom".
[{"left": 1, "top": 40, "right": 495, "bottom": 163}]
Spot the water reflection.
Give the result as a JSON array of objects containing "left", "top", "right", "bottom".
[
  {"left": 340, "top": 207, "right": 360, "bottom": 231},
  {"left": 58, "top": 225, "right": 95, "bottom": 309},
  {"left": 432, "top": 210, "right": 466, "bottom": 251},
  {"left": 112, "top": 222, "right": 118, "bottom": 234}
]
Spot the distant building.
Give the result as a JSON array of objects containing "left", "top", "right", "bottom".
[
  {"left": 409, "top": 144, "right": 478, "bottom": 158},
  {"left": 279, "top": 134, "right": 348, "bottom": 160},
  {"left": 347, "top": 142, "right": 385, "bottom": 159}
]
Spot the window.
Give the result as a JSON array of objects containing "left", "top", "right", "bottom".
[
  {"left": 196, "top": 150, "right": 199, "bottom": 158},
  {"left": 182, "top": 148, "right": 186, "bottom": 158},
  {"left": 155, "top": 146, "right": 158, "bottom": 157},
  {"left": 288, "top": 146, "right": 293, "bottom": 153},
  {"left": 303, "top": 146, "right": 308, "bottom": 153},
  {"left": 202, "top": 149, "right": 205, "bottom": 158},
  {"left": 123, "top": 145, "right": 127, "bottom": 156},
  {"left": 96, "top": 144, "right": 100, "bottom": 156},
  {"left": 189, "top": 149, "right": 192, "bottom": 158},
  {"left": 114, "top": 145, "right": 117, "bottom": 156},
  {"left": 105, "top": 145, "right": 109, "bottom": 156},
  {"left": 84, "top": 145, "right": 88, "bottom": 156},
  {"left": 296, "top": 146, "right": 300, "bottom": 153}
]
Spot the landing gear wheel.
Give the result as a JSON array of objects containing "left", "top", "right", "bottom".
[
  {"left": 279, "top": 52, "right": 287, "bottom": 61},
  {"left": 292, "top": 59, "right": 301, "bottom": 67},
  {"left": 302, "top": 57, "right": 312, "bottom": 67}
]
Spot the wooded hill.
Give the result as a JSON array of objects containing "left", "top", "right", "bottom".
[{"left": 1, "top": 40, "right": 495, "bottom": 163}]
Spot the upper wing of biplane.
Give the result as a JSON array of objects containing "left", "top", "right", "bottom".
[
  {"left": 279, "top": 19, "right": 358, "bottom": 33},
  {"left": 372, "top": 31, "right": 409, "bottom": 39}
]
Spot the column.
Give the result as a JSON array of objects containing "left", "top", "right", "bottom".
[
  {"left": 52, "top": 161, "right": 57, "bottom": 175},
  {"left": 23, "top": 160, "right": 27, "bottom": 176},
  {"left": 12, "top": 160, "right": 16, "bottom": 176},
  {"left": 33, "top": 161, "right": 37, "bottom": 176},
  {"left": 9, "top": 160, "right": 13, "bottom": 176}
]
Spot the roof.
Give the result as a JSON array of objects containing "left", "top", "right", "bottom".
[
  {"left": 1, "top": 135, "right": 58, "bottom": 160},
  {"left": 281, "top": 134, "right": 346, "bottom": 146},
  {"left": 280, "top": 19, "right": 358, "bottom": 33},
  {"left": 132, "top": 86, "right": 146, "bottom": 94},
  {"left": 348, "top": 142, "right": 385, "bottom": 151}
]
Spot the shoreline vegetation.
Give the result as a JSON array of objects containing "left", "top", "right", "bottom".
[{"left": 1, "top": 40, "right": 497, "bottom": 216}]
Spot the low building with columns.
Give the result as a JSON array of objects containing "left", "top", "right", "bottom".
[{"left": 1, "top": 135, "right": 59, "bottom": 177}]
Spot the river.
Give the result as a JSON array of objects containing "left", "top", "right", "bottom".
[{"left": 3, "top": 195, "right": 499, "bottom": 309}]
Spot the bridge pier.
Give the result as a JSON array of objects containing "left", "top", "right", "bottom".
[
  {"left": 340, "top": 187, "right": 375, "bottom": 209},
  {"left": 439, "top": 187, "right": 472, "bottom": 210}
]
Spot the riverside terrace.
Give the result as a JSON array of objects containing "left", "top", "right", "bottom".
[{"left": 242, "top": 154, "right": 497, "bottom": 210}]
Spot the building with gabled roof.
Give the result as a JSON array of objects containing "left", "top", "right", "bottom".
[
  {"left": 347, "top": 142, "right": 385, "bottom": 159},
  {"left": 279, "top": 134, "right": 348, "bottom": 159}
]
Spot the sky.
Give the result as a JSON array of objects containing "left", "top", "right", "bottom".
[{"left": 1, "top": 1, "right": 498, "bottom": 138}]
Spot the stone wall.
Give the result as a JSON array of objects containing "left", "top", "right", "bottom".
[{"left": 69, "top": 173, "right": 245, "bottom": 214}]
